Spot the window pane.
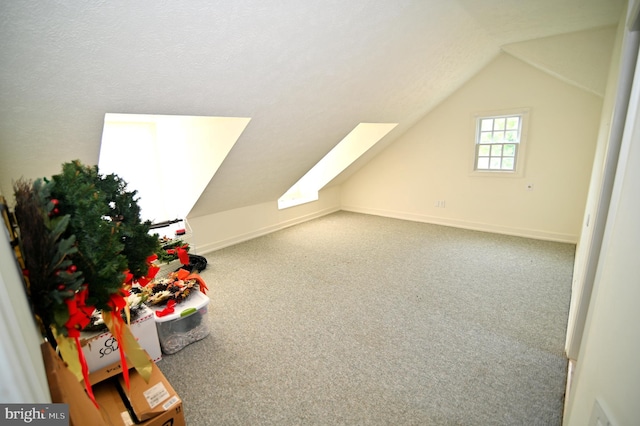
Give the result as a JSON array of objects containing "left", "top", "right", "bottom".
[
  {"left": 481, "top": 119, "right": 493, "bottom": 131},
  {"left": 505, "top": 131, "right": 518, "bottom": 142},
  {"left": 506, "top": 117, "right": 520, "bottom": 130},
  {"left": 475, "top": 112, "right": 524, "bottom": 174},
  {"left": 502, "top": 158, "right": 514, "bottom": 170},
  {"left": 480, "top": 132, "right": 492, "bottom": 143}
]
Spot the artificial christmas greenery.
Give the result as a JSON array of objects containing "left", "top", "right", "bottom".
[
  {"left": 156, "top": 237, "right": 190, "bottom": 264},
  {"left": 13, "top": 160, "right": 160, "bottom": 337}
]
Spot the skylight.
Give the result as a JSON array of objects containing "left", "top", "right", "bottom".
[
  {"left": 99, "top": 113, "right": 250, "bottom": 226},
  {"left": 278, "top": 123, "right": 398, "bottom": 209}
]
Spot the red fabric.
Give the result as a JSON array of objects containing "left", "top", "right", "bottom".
[
  {"left": 123, "top": 270, "right": 134, "bottom": 284},
  {"left": 177, "top": 246, "right": 190, "bottom": 265},
  {"left": 64, "top": 288, "right": 94, "bottom": 338},
  {"left": 107, "top": 290, "right": 129, "bottom": 311},
  {"left": 175, "top": 268, "right": 208, "bottom": 295},
  {"left": 106, "top": 291, "right": 132, "bottom": 389},
  {"left": 136, "top": 255, "right": 161, "bottom": 287},
  {"left": 155, "top": 299, "right": 177, "bottom": 317},
  {"left": 75, "top": 335, "right": 99, "bottom": 408},
  {"left": 188, "top": 272, "right": 208, "bottom": 295}
]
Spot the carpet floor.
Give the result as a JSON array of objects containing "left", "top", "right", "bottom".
[{"left": 156, "top": 211, "right": 574, "bottom": 425}]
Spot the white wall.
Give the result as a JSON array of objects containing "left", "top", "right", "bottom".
[
  {"left": 188, "top": 185, "right": 341, "bottom": 254},
  {"left": 564, "top": 9, "right": 633, "bottom": 362},
  {"left": 564, "top": 2, "right": 640, "bottom": 423},
  {"left": 341, "top": 53, "right": 604, "bottom": 243}
]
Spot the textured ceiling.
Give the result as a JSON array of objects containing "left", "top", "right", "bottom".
[{"left": 0, "top": 0, "right": 624, "bottom": 217}]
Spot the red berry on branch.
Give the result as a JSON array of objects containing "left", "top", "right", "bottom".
[
  {"left": 67, "top": 265, "right": 77, "bottom": 273},
  {"left": 57, "top": 284, "right": 65, "bottom": 291},
  {"left": 51, "top": 199, "right": 59, "bottom": 205},
  {"left": 52, "top": 207, "right": 59, "bottom": 215}
]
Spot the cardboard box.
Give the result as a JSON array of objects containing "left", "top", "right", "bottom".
[
  {"left": 42, "top": 341, "right": 184, "bottom": 426},
  {"left": 88, "top": 355, "right": 153, "bottom": 386},
  {"left": 95, "top": 379, "right": 185, "bottom": 426},
  {"left": 80, "top": 305, "right": 162, "bottom": 374},
  {"left": 41, "top": 342, "right": 107, "bottom": 426},
  {"left": 115, "top": 363, "right": 184, "bottom": 424},
  {"left": 149, "top": 289, "right": 210, "bottom": 354}
]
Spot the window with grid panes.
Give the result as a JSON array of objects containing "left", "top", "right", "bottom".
[{"left": 475, "top": 114, "right": 523, "bottom": 172}]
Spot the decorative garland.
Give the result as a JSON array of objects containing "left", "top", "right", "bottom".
[
  {"left": 137, "top": 267, "right": 208, "bottom": 320},
  {"left": 141, "top": 268, "right": 208, "bottom": 307},
  {"left": 156, "top": 237, "right": 190, "bottom": 264}
]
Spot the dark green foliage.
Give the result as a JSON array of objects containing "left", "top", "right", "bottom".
[
  {"left": 13, "top": 160, "right": 160, "bottom": 335},
  {"left": 156, "top": 238, "right": 190, "bottom": 264},
  {"left": 49, "top": 161, "right": 160, "bottom": 309}
]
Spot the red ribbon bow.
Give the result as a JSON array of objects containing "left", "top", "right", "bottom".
[
  {"left": 177, "top": 245, "right": 190, "bottom": 265},
  {"left": 156, "top": 299, "right": 177, "bottom": 317},
  {"left": 64, "top": 288, "right": 95, "bottom": 338},
  {"left": 175, "top": 268, "right": 208, "bottom": 295},
  {"left": 134, "top": 254, "right": 161, "bottom": 287}
]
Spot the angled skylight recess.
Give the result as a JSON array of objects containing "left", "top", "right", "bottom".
[
  {"left": 278, "top": 122, "right": 398, "bottom": 209},
  {"left": 99, "top": 114, "right": 250, "bottom": 226}
]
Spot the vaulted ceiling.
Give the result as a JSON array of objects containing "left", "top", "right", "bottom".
[{"left": 0, "top": 0, "right": 624, "bottom": 217}]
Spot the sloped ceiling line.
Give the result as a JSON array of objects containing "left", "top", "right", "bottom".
[
  {"left": 0, "top": 1, "right": 624, "bottom": 216},
  {"left": 502, "top": 26, "right": 618, "bottom": 97}
]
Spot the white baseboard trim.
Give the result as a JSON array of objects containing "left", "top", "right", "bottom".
[
  {"left": 196, "top": 206, "right": 340, "bottom": 255},
  {"left": 341, "top": 206, "right": 578, "bottom": 244}
]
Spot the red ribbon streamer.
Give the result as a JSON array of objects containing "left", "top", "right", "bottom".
[
  {"left": 74, "top": 335, "right": 98, "bottom": 408},
  {"left": 63, "top": 289, "right": 98, "bottom": 407},
  {"left": 155, "top": 299, "right": 177, "bottom": 317},
  {"left": 107, "top": 291, "right": 131, "bottom": 390}
]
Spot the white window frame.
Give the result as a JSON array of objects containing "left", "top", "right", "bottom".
[{"left": 470, "top": 108, "right": 530, "bottom": 178}]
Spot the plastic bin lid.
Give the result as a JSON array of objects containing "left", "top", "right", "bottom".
[{"left": 149, "top": 289, "right": 210, "bottom": 322}]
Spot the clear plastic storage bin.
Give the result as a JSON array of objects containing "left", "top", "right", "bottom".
[{"left": 150, "top": 290, "right": 210, "bottom": 354}]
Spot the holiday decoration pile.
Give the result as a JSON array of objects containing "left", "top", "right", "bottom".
[{"left": 10, "top": 160, "right": 162, "bottom": 406}]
